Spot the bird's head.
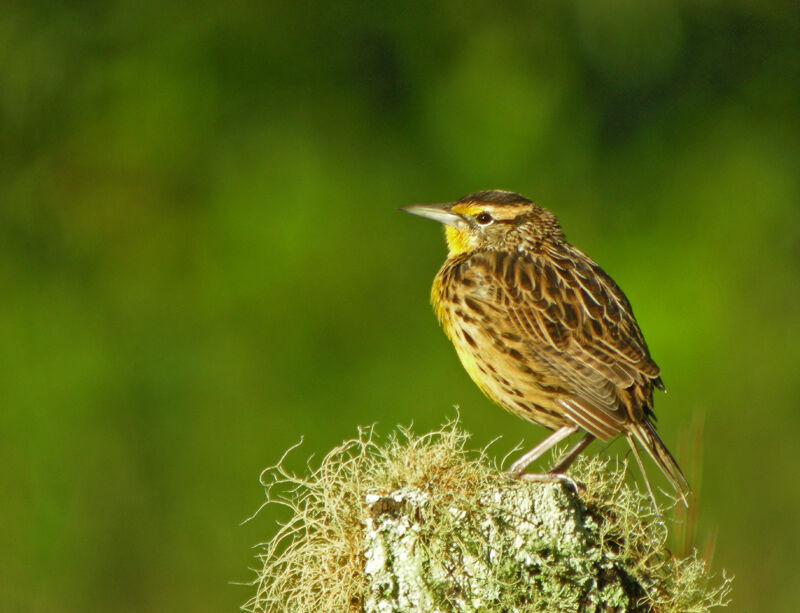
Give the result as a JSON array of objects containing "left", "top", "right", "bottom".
[{"left": 401, "top": 190, "right": 564, "bottom": 256}]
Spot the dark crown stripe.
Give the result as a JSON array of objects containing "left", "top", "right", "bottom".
[{"left": 458, "top": 190, "right": 532, "bottom": 206}]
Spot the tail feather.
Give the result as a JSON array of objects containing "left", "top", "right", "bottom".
[{"left": 627, "top": 421, "right": 690, "bottom": 508}]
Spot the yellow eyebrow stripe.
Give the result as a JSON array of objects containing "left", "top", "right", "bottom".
[{"left": 450, "top": 203, "right": 484, "bottom": 216}]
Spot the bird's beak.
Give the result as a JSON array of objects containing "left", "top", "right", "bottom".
[{"left": 399, "top": 203, "right": 462, "bottom": 228}]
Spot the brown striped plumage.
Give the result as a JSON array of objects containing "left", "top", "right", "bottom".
[{"left": 402, "top": 190, "right": 688, "bottom": 503}]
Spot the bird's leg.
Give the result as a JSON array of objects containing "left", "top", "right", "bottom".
[
  {"left": 506, "top": 425, "right": 578, "bottom": 477},
  {"left": 518, "top": 433, "right": 597, "bottom": 493},
  {"left": 548, "top": 433, "right": 595, "bottom": 474}
]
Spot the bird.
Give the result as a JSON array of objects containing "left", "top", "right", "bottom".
[{"left": 401, "top": 189, "right": 688, "bottom": 505}]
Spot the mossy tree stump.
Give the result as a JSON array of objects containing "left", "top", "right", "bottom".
[{"left": 244, "top": 419, "right": 731, "bottom": 612}]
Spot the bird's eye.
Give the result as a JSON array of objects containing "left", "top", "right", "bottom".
[{"left": 476, "top": 212, "right": 493, "bottom": 225}]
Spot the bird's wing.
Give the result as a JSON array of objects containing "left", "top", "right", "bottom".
[{"left": 460, "top": 247, "right": 660, "bottom": 439}]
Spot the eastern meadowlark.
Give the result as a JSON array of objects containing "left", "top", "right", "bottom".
[{"left": 402, "top": 190, "right": 688, "bottom": 504}]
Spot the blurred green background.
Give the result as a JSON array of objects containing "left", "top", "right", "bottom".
[{"left": 2, "top": 1, "right": 799, "bottom": 611}]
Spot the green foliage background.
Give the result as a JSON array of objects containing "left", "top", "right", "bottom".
[{"left": 2, "top": 2, "right": 798, "bottom": 611}]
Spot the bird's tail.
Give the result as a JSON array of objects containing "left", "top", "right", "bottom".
[{"left": 626, "top": 420, "right": 690, "bottom": 509}]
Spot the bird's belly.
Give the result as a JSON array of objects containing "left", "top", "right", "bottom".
[{"left": 447, "top": 317, "right": 567, "bottom": 430}]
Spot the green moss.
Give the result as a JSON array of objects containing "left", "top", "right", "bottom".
[{"left": 243, "top": 417, "right": 732, "bottom": 612}]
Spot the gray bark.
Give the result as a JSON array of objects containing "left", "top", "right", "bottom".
[{"left": 363, "top": 482, "right": 644, "bottom": 613}]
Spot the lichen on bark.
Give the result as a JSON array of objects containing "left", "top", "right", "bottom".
[{"left": 363, "top": 482, "right": 649, "bottom": 612}]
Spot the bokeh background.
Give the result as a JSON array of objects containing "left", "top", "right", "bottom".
[{"left": 2, "top": 1, "right": 799, "bottom": 611}]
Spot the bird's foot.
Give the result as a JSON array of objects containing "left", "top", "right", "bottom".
[{"left": 513, "top": 471, "right": 586, "bottom": 494}]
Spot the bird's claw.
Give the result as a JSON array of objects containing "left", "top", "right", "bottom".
[{"left": 514, "top": 471, "right": 586, "bottom": 494}]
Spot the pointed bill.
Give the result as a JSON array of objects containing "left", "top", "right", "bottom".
[{"left": 399, "top": 203, "right": 462, "bottom": 228}]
